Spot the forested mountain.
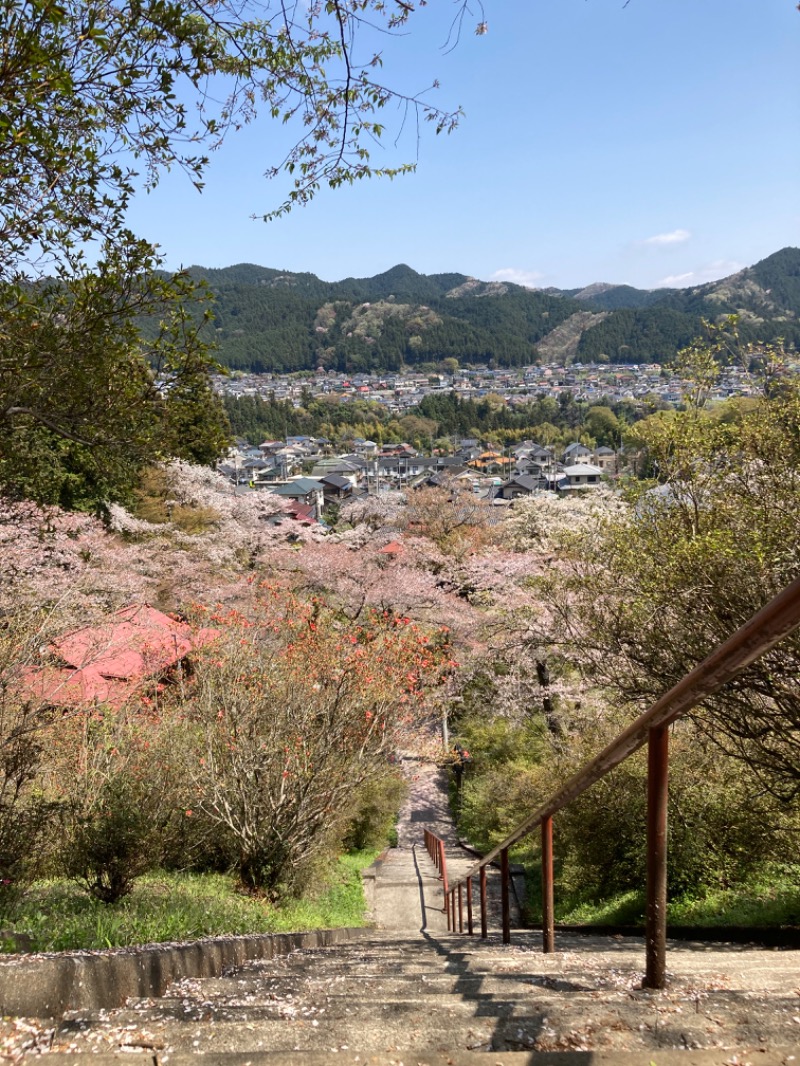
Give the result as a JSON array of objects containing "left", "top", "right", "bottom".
[
  {"left": 572, "top": 247, "right": 800, "bottom": 363},
  {"left": 184, "top": 248, "right": 800, "bottom": 372}
]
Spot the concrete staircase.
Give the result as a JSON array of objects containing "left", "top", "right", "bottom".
[
  {"left": 40, "top": 837, "right": 800, "bottom": 1063},
  {"left": 45, "top": 924, "right": 800, "bottom": 1062},
  {"left": 16, "top": 765, "right": 800, "bottom": 1063}
]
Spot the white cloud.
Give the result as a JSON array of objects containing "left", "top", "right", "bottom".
[
  {"left": 491, "top": 268, "right": 545, "bottom": 288},
  {"left": 655, "top": 259, "right": 744, "bottom": 289},
  {"left": 655, "top": 271, "right": 695, "bottom": 287},
  {"left": 643, "top": 228, "right": 692, "bottom": 247}
]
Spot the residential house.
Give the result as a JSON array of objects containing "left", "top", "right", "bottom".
[
  {"left": 513, "top": 457, "right": 546, "bottom": 479},
  {"left": 435, "top": 457, "right": 468, "bottom": 474},
  {"left": 562, "top": 442, "right": 593, "bottom": 464},
  {"left": 18, "top": 604, "right": 217, "bottom": 709},
  {"left": 592, "top": 446, "right": 618, "bottom": 473},
  {"left": 242, "top": 457, "right": 276, "bottom": 484},
  {"left": 376, "top": 455, "right": 434, "bottom": 482},
  {"left": 456, "top": 445, "right": 483, "bottom": 464},
  {"left": 561, "top": 463, "right": 604, "bottom": 491},
  {"left": 311, "top": 457, "right": 363, "bottom": 484},
  {"left": 529, "top": 445, "right": 555, "bottom": 465},
  {"left": 416, "top": 468, "right": 476, "bottom": 491},
  {"left": 319, "top": 474, "right": 353, "bottom": 501},
  {"left": 496, "top": 474, "right": 543, "bottom": 500},
  {"left": 379, "top": 442, "right": 418, "bottom": 457},
  {"left": 340, "top": 454, "right": 369, "bottom": 474},
  {"left": 467, "top": 451, "right": 512, "bottom": 476},
  {"left": 269, "top": 477, "right": 326, "bottom": 520}
]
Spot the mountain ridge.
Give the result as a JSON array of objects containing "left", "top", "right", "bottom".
[{"left": 180, "top": 247, "right": 800, "bottom": 372}]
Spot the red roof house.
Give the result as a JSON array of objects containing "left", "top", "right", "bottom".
[
  {"left": 378, "top": 540, "right": 405, "bottom": 557},
  {"left": 18, "top": 604, "right": 217, "bottom": 708}
]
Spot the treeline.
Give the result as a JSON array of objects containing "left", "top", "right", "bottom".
[
  {"left": 574, "top": 307, "right": 703, "bottom": 364},
  {"left": 225, "top": 391, "right": 638, "bottom": 449},
  {"left": 206, "top": 283, "right": 577, "bottom": 373},
  {"left": 575, "top": 304, "right": 800, "bottom": 365},
  {"left": 188, "top": 249, "right": 800, "bottom": 374},
  {"left": 749, "top": 246, "right": 800, "bottom": 308},
  {"left": 131, "top": 250, "right": 800, "bottom": 379}
]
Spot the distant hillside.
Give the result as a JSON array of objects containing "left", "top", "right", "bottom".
[
  {"left": 534, "top": 311, "right": 610, "bottom": 364},
  {"left": 190, "top": 262, "right": 581, "bottom": 373},
  {"left": 180, "top": 248, "right": 800, "bottom": 372},
  {"left": 571, "top": 248, "right": 800, "bottom": 363}
]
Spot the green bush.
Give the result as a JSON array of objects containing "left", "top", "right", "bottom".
[
  {"left": 0, "top": 726, "right": 57, "bottom": 919},
  {"left": 553, "top": 737, "right": 793, "bottom": 900},
  {"left": 61, "top": 774, "right": 161, "bottom": 903},
  {"left": 0, "top": 800, "right": 54, "bottom": 919},
  {"left": 455, "top": 706, "right": 800, "bottom": 910},
  {"left": 343, "top": 770, "right": 407, "bottom": 852}
]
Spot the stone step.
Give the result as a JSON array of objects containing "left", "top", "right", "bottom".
[
  {"left": 51, "top": 998, "right": 800, "bottom": 1057},
  {"left": 54, "top": 982, "right": 800, "bottom": 1057},
  {"left": 10, "top": 761, "right": 797, "bottom": 1066},
  {"left": 181, "top": 971, "right": 593, "bottom": 998},
  {"left": 230, "top": 940, "right": 537, "bottom": 970},
  {"left": 29, "top": 1053, "right": 799, "bottom": 1066},
  {"left": 232, "top": 958, "right": 453, "bottom": 978},
  {"left": 61, "top": 990, "right": 617, "bottom": 1025},
  {"left": 51, "top": 1011, "right": 520, "bottom": 1055}
]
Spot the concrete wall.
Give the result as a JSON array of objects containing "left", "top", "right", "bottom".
[{"left": 0, "top": 927, "right": 373, "bottom": 1020}]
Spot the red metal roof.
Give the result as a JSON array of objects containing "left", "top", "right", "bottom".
[
  {"left": 288, "top": 503, "right": 316, "bottom": 524},
  {"left": 19, "top": 604, "right": 217, "bottom": 708}
]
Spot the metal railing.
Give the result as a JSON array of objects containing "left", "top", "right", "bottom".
[
  {"left": 432, "top": 575, "right": 800, "bottom": 989},
  {"left": 423, "top": 828, "right": 449, "bottom": 915}
]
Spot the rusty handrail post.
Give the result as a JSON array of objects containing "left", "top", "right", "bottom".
[
  {"left": 425, "top": 578, "right": 800, "bottom": 976},
  {"left": 451, "top": 576, "right": 800, "bottom": 888},
  {"left": 457, "top": 883, "right": 464, "bottom": 932},
  {"left": 645, "top": 724, "right": 669, "bottom": 989},
  {"left": 437, "top": 837, "right": 449, "bottom": 914},
  {"left": 501, "top": 847, "right": 511, "bottom": 944},
  {"left": 424, "top": 830, "right": 453, "bottom": 921},
  {"left": 541, "top": 815, "right": 555, "bottom": 954},
  {"left": 425, "top": 828, "right": 439, "bottom": 871},
  {"left": 479, "top": 866, "right": 488, "bottom": 938},
  {"left": 466, "top": 877, "right": 474, "bottom": 935}
]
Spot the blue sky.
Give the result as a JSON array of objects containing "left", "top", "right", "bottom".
[{"left": 127, "top": 0, "right": 799, "bottom": 290}]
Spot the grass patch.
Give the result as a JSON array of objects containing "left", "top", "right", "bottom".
[
  {"left": 2, "top": 850, "right": 381, "bottom": 953},
  {"left": 522, "top": 863, "right": 800, "bottom": 929},
  {"left": 666, "top": 863, "right": 800, "bottom": 928},
  {"left": 556, "top": 890, "right": 645, "bottom": 926}
]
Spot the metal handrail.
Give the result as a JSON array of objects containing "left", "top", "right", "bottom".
[
  {"left": 437, "top": 574, "right": 800, "bottom": 988},
  {"left": 423, "top": 828, "right": 449, "bottom": 916}
]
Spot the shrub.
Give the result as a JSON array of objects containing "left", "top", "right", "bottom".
[
  {"left": 50, "top": 705, "right": 181, "bottom": 903},
  {"left": 0, "top": 613, "right": 64, "bottom": 916},
  {"left": 182, "top": 586, "right": 451, "bottom": 899},
  {"left": 61, "top": 774, "right": 160, "bottom": 903},
  {"left": 458, "top": 710, "right": 798, "bottom": 904},
  {"left": 343, "top": 770, "right": 407, "bottom": 852}
]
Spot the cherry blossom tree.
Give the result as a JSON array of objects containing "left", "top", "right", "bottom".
[{"left": 182, "top": 585, "right": 454, "bottom": 896}]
